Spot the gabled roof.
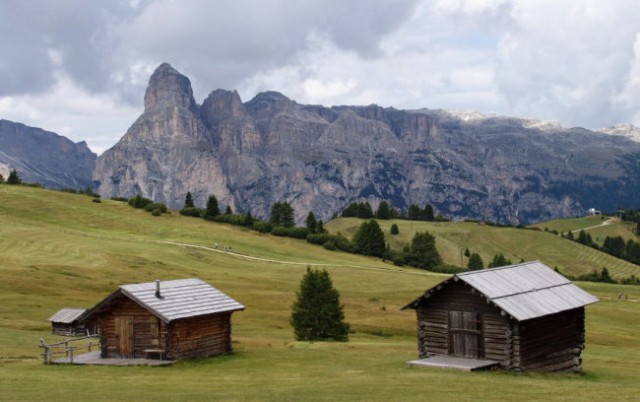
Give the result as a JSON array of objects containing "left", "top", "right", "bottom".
[
  {"left": 403, "top": 261, "right": 599, "bottom": 321},
  {"left": 85, "top": 278, "right": 245, "bottom": 323},
  {"left": 48, "top": 308, "right": 87, "bottom": 323}
]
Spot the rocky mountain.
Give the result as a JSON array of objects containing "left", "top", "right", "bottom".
[
  {"left": 93, "top": 63, "right": 640, "bottom": 224},
  {"left": 598, "top": 124, "right": 640, "bottom": 143},
  {"left": 0, "top": 119, "right": 96, "bottom": 189}
]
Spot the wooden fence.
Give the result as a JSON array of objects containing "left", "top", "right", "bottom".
[{"left": 39, "top": 335, "right": 100, "bottom": 364}]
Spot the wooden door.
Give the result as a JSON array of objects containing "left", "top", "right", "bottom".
[
  {"left": 449, "top": 311, "right": 481, "bottom": 359},
  {"left": 115, "top": 316, "right": 133, "bottom": 358}
]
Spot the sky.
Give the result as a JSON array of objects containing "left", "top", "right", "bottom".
[{"left": 1, "top": 0, "right": 640, "bottom": 155}]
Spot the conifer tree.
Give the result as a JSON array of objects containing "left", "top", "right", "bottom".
[
  {"left": 305, "top": 211, "right": 318, "bottom": 233},
  {"left": 291, "top": 267, "right": 349, "bottom": 342},
  {"left": 204, "top": 195, "right": 220, "bottom": 220},
  {"left": 405, "top": 231, "right": 442, "bottom": 269},
  {"left": 184, "top": 191, "right": 195, "bottom": 208},
  {"left": 375, "top": 201, "right": 391, "bottom": 219},
  {"left": 352, "top": 219, "right": 386, "bottom": 257},
  {"left": 467, "top": 253, "right": 484, "bottom": 270},
  {"left": 7, "top": 169, "right": 21, "bottom": 185}
]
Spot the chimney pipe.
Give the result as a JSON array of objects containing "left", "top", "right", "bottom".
[{"left": 155, "top": 280, "right": 162, "bottom": 299}]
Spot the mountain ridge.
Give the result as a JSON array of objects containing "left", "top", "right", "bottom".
[
  {"left": 92, "top": 63, "right": 640, "bottom": 225},
  {"left": 0, "top": 119, "right": 96, "bottom": 189}
]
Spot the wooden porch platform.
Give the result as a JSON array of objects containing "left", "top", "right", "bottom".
[
  {"left": 406, "top": 355, "right": 500, "bottom": 371},
  {"left": 51, "top": 351, "right": 175, "bottom": 366}
]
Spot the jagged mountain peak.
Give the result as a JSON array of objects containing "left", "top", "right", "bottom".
[
  {"left": 94, "top": 67, "right": 640, "bottom": 225},
  {"left": 144, "top": 62, "right": 197, "bottom": 112}
]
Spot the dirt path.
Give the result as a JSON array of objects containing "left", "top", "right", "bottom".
[
  {"left": 570, "top": 217, "right": 618, "bottom": 234},
  {"left": 157, "top": 240, "right": 448, "bottom": 277}
]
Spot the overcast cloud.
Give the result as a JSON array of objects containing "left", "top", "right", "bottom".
[{"left": 1, "top": 0, "right": 640, "bottom": 154}]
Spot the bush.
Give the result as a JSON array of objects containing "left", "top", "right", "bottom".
[
  {"left": 151, "top": 209, "right": 163, "bottom": 217},
  {"left": 128, "top": 194, "right": 153, "bottom": 209},
  {"left": 307, "top": 233, "right": 332, "bottom": 246},
  {"left": 144, "top": 203, "right": 167, "bottom": 213},
  {"left": 110, "top": 196, "right": 128, "bottom": 202},
  {"left": 179, "top": 207, "right": 203, "bottom": 217},
  {"left": 252, "top": 220, "right": 273, "bottom": 233},
  {"left": 390, "top": 224, "right": 399, "bottom": 235},
  {"left": 92, "top": 198, "right": 101, "bottom": 203},
  {"left": 271, "top": 226, "right": 309, "bottom": 239}
]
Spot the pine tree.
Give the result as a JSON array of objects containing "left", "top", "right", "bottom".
[
  {"left": 375, "top": 201, "right": 391, "bottom": 219},
  {"left": 467, "top": 253, "right": 484, "bottom": 270},
  {"left": 291, "top": 267, "right": 350, "bottom": 342},
  {"left": 184, "top": 191, "right": 195, "bottom": 208},
  {"left": 7, "top": 169, "right": 21, "bottom": 185},
  {"left": 423, "top": 204, "right": 435, "bottom": 221},
  {"left": 488, "top": 253, "right": 512, "bottom": 268},
  {"left": 405, "top": 231, "right": 442, "bottom": 269},
  {"left": 0, "top": 172, "right": 4, "bottom": 183},
  {"left": 270, "top": 202, "right": 295, "bottom": 227},
  {"left": 225, "top": 205, "right": 233, "bottom": 215},
  {"left": 352, "top": 219, "right": 386, "bottom": 257},
  {"left": 305, "top": 211, "right": 318, "bottom": 234},
  {"left": 204, "top": 195, "right": 220, "bottom": 220}
]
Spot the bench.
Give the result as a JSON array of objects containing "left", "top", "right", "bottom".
[{"left": 144, "top": 349, "right": 166, "bottom": 360}]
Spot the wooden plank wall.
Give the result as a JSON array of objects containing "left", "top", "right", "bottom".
[
  {"left": 416, "top": 281, "right": 509, "bottom": 364},
  {"left": 94, "top": 295, "right": 166, "bottom": 358},
  {"left": 167, "top": 313, "right": 232, "bottom": 360},
  {"left": 516, "top": 308, "right": 585, "bottom": 372}
]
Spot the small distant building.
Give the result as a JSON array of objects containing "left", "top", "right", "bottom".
[
  {"left": 82, "top": 278, "right": 244, "bottom": 360},
  {"left": 587, "top": 208, "right": 601, "bottom": 216},
  {"left": 403, "top": 261, "right": 598, "bottom": 372},
  {"left": 48, "top": 308, "right": 92, "bottom": 336}
]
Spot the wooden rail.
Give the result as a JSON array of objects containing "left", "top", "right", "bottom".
[{"left": 39, "top": 335, "right": 100, "bottom": 364}]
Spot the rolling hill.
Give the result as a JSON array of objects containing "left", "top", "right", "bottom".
[{"left": 0, "top": 185, "right": 639, "bottom": 401}]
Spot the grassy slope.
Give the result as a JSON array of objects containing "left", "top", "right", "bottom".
[
  {"left": 0, "top": 185, "right": 638, "bottom": 401},
  {"left": 326, "top": 217, "right": 640, "bottom": 279}
]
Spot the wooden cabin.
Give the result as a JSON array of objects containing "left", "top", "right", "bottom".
[
  {"left": 82, "top": 278, "right": 244, "bottom": 360},
  {"left": 48, "top": 308, "right": 90, "bottom": 336},
  {"left": 403, "top": 261, "right": 599, "bottom": 372}
]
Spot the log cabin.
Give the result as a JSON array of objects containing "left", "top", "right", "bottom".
[
  {"left": 48, "top": 308, "right": 91, "bottom": 336},
  {"left": 82, "top": 278, "right": 245, "bottom": 360},
  {"left": 403, "top": 261, "right": 599, "bottom": 372}
]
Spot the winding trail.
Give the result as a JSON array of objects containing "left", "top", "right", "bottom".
[
  {"left": 570, "top": 217, "right": 618, "bottom": 234},
  {"left": 157, "top": 240, "right": 449, "bottom": 277}
]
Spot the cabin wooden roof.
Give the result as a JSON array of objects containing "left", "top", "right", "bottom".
[
  {"left": 85, "top": 278, "right": 245, "bottom": 323},
  {"left": 48, "top": 308, "right": 87, "bottom": 323},
  {"left": 404, "top": 261, "right": 599, "bottom": 321}
]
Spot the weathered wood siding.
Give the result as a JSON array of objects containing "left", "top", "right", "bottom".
[
  {"left": 94, "top": 296, "right": 167, "bottom": 358},
  {"left": 51, "top": 322, "right": 86, "bottom": 337},
  {"left": 167, "top": 313, "right": 232, "bottom": 360},
  {"left": 515, "top": 308, "right": 585, "bottom": 372},
  {"left": 415, "top": 281, "right": 509, "bottom": 364}
]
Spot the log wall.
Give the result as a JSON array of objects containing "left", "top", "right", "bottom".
[
  {"left": 94, "top": 296, "right": 167, "bottom": 358},
  {"left": 515, "top": 308, "right": 585, "bottom": 372},
  {"left": 415, "top": 281, "right": 509, "bottom": 364},
  {"left": 167, "top": 313, "right": 232, "bottom": 360}
]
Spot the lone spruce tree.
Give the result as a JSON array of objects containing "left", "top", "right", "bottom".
[
  {"left": 7, "top": 169, "right": 21, "bottom": 185},
  {"left": 291, "top": 267, "right": 350, "bottom": 342}
]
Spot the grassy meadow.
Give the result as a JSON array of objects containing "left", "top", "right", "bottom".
[{"left": 0, "top": 185, "right": 639, "bottom": 401}]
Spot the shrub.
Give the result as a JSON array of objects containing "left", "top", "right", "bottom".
[
  {"left": 128, "top": 194, "right": 153, "bottom": 209},
  {"left": 271, "top": 226, "right": 309, "bottom": 239},
  {"left": 179, "top": 207, "right": 203, "bottom": 217},
  {"left": 151, "top": 209, "right": 163, "bottom": 217},
  {"left": 144, "top": 203, "right": 167, "bottom": 213},
  {"left": 92, "top": 198, "right": 101, "bottom": 203},
  {"left": 110, "top": 196, "right": 128, "bottom": 202},
  {"left": 252, "top": 220, "right": 273, "bottom": 233},
  {"left": 307, "top": 233, "right": 332, "bottom": 246},
  {"left": 390, "top": 224, "right": 399, "bottom": 235}
]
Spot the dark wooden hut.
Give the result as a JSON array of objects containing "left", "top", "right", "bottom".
[
  {"left": 82, "top": 278, "right": 244, "bottom": 360},
  {"left": 403, "top": 261, "right": 599, "bottom": 372},
  {"left": 48, "top": 308, "right": 90, "bottom": 336}
]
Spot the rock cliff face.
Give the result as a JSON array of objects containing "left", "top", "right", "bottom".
[
  {"left": 0, "top": 119, "right": 96, "bottom": 189},
  {"left": 93, "top": 63, "right": 640, "bottom": 224}
]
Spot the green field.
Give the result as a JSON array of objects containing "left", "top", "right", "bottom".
[
  {"left": 1, "top": 185, "right": 639, "bottom": 401},
  {"left": 327, "top": 217, "right": 640, "bottom": 279}
]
